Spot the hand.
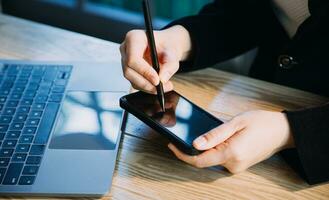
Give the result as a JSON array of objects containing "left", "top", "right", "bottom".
[
  {"left": 120, "top": 25, "right": 192, "bottom": 93},
  {"left": 168, "top": 110, "right": 295, "bottom": 173}
]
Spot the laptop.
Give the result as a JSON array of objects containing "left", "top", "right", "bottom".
[{"left": 0, "top": 60, "right": 130, "bottom": 196}]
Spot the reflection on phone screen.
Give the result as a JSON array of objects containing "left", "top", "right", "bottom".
[{"left": 125, "top": 91, "right": 223, "bottom": 146}]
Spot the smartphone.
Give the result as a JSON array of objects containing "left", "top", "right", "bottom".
[{"left": 120, "top": 91, "right": 223, "bottom": 155}]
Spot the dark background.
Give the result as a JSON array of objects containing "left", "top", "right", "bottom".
[
  {"left": 1, "top": 0, "right": 255, "bottom": 75},
  {"left": 1, "top": 0, "right": 210, "bottom": 43}
]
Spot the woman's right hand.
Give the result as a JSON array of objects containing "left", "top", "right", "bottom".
[{"left": 120, "top": 25, "right": 192, "bottom": 93}]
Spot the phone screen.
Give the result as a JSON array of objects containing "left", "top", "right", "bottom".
[{"left": 124, "top": 91, "right": 223, "bottom": 146}]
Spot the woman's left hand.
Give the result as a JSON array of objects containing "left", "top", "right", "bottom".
[{"left": 168, "top": 110, "right": 295, "bottom": 173}]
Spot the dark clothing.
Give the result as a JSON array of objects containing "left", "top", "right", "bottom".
[{"left": 167, "top": 0, "right": 329, "bottom": 184}]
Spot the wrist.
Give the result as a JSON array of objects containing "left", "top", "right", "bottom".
[{"left": 163, "top": 25, "right": 192, "bottom": 61}]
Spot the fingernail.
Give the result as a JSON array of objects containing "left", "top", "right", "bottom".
[{"left": 194, "top": 136, "right": 207, "bottom": 148}]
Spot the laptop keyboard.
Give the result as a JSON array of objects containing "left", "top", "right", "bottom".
[{"left": 0, "top": 64, "right": 72, "bottom": 185}]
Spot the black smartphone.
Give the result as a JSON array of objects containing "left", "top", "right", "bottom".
[{"left": 120, "top": 91, "right": 223, "bottom": 155}]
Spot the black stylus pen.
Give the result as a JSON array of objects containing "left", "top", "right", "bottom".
[{"left": 142, "top": 0, "right": 166, "bottom": 112}]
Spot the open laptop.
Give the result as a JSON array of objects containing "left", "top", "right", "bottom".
[{"left": 0, "top": 60, "right": 130, "bottom": 196}]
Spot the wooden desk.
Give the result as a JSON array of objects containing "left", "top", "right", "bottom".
[{"left": 0, "top": 14, "right": 328, "bottom": 200}]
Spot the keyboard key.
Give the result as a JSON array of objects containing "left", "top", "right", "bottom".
[
  {"left": 13, "top": 114, "right": 27, "bottom": 122},
  {"left": 6, "top": 100, "right": 19, "bottom": 107},
  {"left": 32, "top": 68, "right": 44, "bottom": 76},
  {"left": 19, "top": 176, "right": 36, "bottom": 185},
  {"left": 44, "top": 67, "right": 58, "bottom": 81},
  {"left": 2, "top": 140, "right": 17, "bottom": 148},
  {"left": 30, "top": 77, "right": 41, "bottom": 84},
  {"left": 0, "top": 149, "right": 14, "bottom": 157},
  {"left": 37, "top": 89, "right": 50, "bottom": 96},
  {"left": 10, "top": 123, "right": 24, "bottom": 131},
  {"left": 3, "top": 108, "right": 16, "bottom": 115},
  {"left": 0, "top": 90, "right": 10, "bottom": 96},
  {"left": 0, "top": 168, "right": 6, "bottom": 183},
  {"left": 6, "top": 131, "right": 21, "bottom": 139},
  {"left": 30, "top": 110, "right": 42, "bottom": 118},
  {"left": 26, "top": 118, "right": 40, "bottom": 126},
  {"left": 2, "top": 163, "right": 24, "bottom": 185},
  {"left": 13, "top": 86, "right": 25, "bottom": 93},
  {"left": 32, "top": 103, "right": 45, "bottom": 110},
  {"left": 20, "top": 99, "right": 33, "bottom": 106},
  {"left": 15, "top": 81, "right": 27, "bottom": 86},
  {"left": 26, "top": 83, "right": 39, "bottom": 90},
  {"left": 19, "top": 135, "right": 34, "bottom": 143},
  {"left": 20, "top": 71, "right": 31, "bottom": 77},
  {"left": 35, "top": 95, "right": 48, "bottom": 103},
  {"left": 40, "top": 81, "right": 52, "bottom": 87},
  {"left": 10, "top": 93, "right": 22, "bottom": 100},
  {"left": 17, "top": 106, "right": 30, "bottom": 113},
  {"left": 3, "top": 76, "right": 16, "bottom": 81},
  {"left": 34, "top": 103, "right": 59, "bottom": 144},
  {"left": 0, "top": 116, "right": 12, "bottom": 124},
  {"left": 15, "top": 144, "right": 30, "bottom": 153},
  {"left": 0, "top": 97, "right": 7, "bottom": 103},
  {"left": 0, "top": 125, "right": 9, "bottom": 132},
  {"left": 39, "top": 85, "right": 51, "bottom": 92},
  {"left": 23, "top": 91, "right": 35, "bottom": 99},
  {"left": 26, "top": 156, "right": 41, "bottom": 165},
  {"left": 7, "top": 66, "right": 19, "bottom": 74},
  {"left": 0, "top": 158, "right": 10, "bottom": 167},
  {"left": 22, "top": 127, "right": 36, "bottom": 135},
  {"left": 22, "top": 165, "right": 39, "bottom": 175},
  {"left": 52, "top": 86, "right": 65, "bottom": 93},
  {"left": 2, "top": 80, "right": 14, "bottom": 87},
  {"left": 54, "top": 79, "right": 67, "bottom": 86},
  {"left": 29, "top": 145, "right": 45, "bottom": 155},
  {"left": 15, "top": 79, "right": 28, "bottom": 84},
  {"left": 12, "top": 153, "right": 27, "bottom": 162}
]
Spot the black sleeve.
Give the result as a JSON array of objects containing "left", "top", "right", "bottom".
[
  {"left": 281, "top": 103, "right": 329, "bottom": 184},
  {"left": 164, "top": 0, "right": 274, "bottom": 71}
]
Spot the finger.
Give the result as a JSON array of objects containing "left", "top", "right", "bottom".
[
  {"left": 131, "top": 80, "right": 173, "bottom": 95},
  {"left": 125, "top": 36, "right": 160, "bottom": 85},
  {"left": 159, "top": 62, "right": 179, "bottom": 83},
  {"left": 162, "top": 81, "right": 174, "bottom": 93},
  {"left": 168, "top": 143, "right": 228, "bottom": 168},
  {"left": 159, "top": 51, "right": 179, "bottom": 83},
  {"left": 193, "top": 118, "right": 244, "bottom": 150},
  {"left": 131, "top": 83, "right": 156, "bottom": 94},
  {"left": 124, "top": 67, "right": 156, "bottom": 93}
]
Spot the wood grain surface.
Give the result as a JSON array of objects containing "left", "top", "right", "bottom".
[{"left": 0, "top": 14, "right": 328, "bottom": 200}]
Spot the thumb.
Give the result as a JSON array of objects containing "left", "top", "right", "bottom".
[{"left": 193, "top": 117, "right": 244, "bottom": 150}]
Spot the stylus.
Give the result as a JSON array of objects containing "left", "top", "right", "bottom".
[{"left": 142, "top": 0, "right": 166, "bottom": 112}]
